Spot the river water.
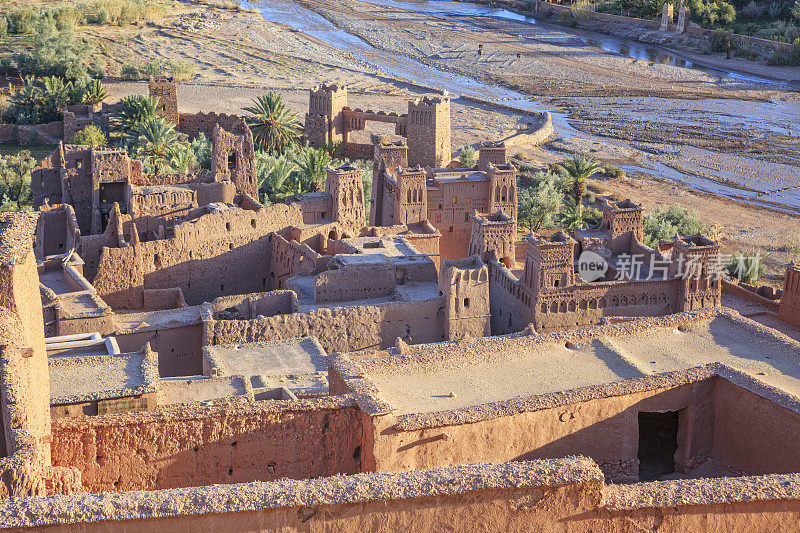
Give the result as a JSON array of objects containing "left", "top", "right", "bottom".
[{"left": 240, "top": 0, "right": 800, "bottom": 212}]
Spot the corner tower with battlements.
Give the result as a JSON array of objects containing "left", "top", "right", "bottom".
[
  {"left": 305, "top": 84, "right": 348, "bottom": 148},
  {"left": 468, "top": 211, "right": 516, "bottom": 268},
  {"left": 326, "top": 164, "right": 365, "bottom": 235}
]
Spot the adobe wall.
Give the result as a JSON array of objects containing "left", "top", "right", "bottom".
[
  {"left": 9, "top": 458, "right": 800, "bottom": 531},
  {"left": 779, "top": 265, "right": 800, "bottom": 328},
  {"left": 209, "top": 298, "right": 445, "bottom": 353},
  {"left": 115, "top": 324, "right": 203, "bottom": 377},
  {"left": 178, "top": 112, "right": 244, "bottom": 140},
  {"left": 34, "top": 204, "right": 80, "bottom": 259},
  {"left": 427, "top": 179, "right": 491, "bottom": 259},
  {"left": 367, "top": 379, "right": 716, "bottom": 483},
  {"left": 270, "top": 233, "right": 320, "bottom": 290},
  {"left": 0, "top": 460, "right": 608, "bottom": 532},
  {"left": 0, "top": 214, "right": 53, "bottom": 498},
  {"left": 90, "top": 203, "right": 303, "bottom": 308},
  {"left": 712, "top": 377, "right": 800, "bottom": 475},
  {"left": 49, "top": 396, "right": 362, "bottom": 493}
]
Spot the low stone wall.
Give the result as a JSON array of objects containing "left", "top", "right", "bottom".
[
  {"left": 50, "top": 396, "right": 363, "bottom": 493},
  {"left": 722, "top": 278, "right": 780, "bottom": 312}
]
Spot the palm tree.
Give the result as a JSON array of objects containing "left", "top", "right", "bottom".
[
  {"left": 83, "top": 79, "right": 108, "bottom": 107},
  {"left": 131, "top": 117, "right": 185, "bottom": 175},
  {"left": 295, "top": 146, "right": 331, "bottom": 191},
  {"left": 256, "top": 153, "right": 297, "bottom": 204},
  {"left": 558, "top": 200, "right": 587, "bottom": 232},
  {"left": 243, "top": 92, "right": 301, "bottom": 154},
  {"left": 8, "top": 77, "right": 40, "bottom": 124},
  {"left": 557, "top": 154, "right": 602, "bottom": 214},
  {"left": 39, "top": 76, "right": 70, "bottom": 123},
  {"left": 115, "top": 95, "right": 161, "bottom": 138}
]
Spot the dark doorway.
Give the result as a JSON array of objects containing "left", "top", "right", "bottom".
[{"left": 638, "top": 411, "right": 679, "bottom": 481}]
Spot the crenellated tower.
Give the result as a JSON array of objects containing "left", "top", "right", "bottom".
[
  {"left": 599, "top": 199, "right": 644, "bottom": 254},
  {"left": 305, "top": 84, "right": 348, "bottom": 148},
  {"left": 327, "top": 164, "right": 365, "bottom": 234},
  {"left": 394, "top": 166, "right": 428, "bottom": 226},
  {"left": 148, "top": 76, "right": 179, "bottom": 125},
  {"left": 371, "top": 141, "right": 408, "bottom": 226},
  {"left": 439, "top": 256, "right": 491, "bottom": 340},
  {"left": 487, "top": 162, "right": 517, "bottom": 220},
  {"left": 669, "top": 234, "right": 722, "bottom": 312},
  {"left": 468, "top": 211, "right": 516, "bottom": 268},
  {"left": 406, "top": 96, "right": 451, "bottom": 168}
]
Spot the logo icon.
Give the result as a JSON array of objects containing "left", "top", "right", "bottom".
[{"left": 577, "top": 251, "right": 608, "bottom": 282}]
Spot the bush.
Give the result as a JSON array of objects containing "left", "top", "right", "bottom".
[
  {"left": 709, "top": 29, "right": 733, "bottom": 52},
  {"left": 458, "top": 146, "right": 477, "bottom": 168},
  {"left": 71, "top": 125, "right": 107, "bottom": 147},
  {"left": 725, "top": 251, "right": 768, "bottom": 284},
  {"left": 16, "top": 15, "right": 91, "bottom": 80},
  {"left": 141, "top": 60, "right": 165, "bottom": 78},
  {"left": 601, "top": 163, "right": 626, "bottom": 179},
  {"left": 120, "top": 63, "right": 142, "bottom": 80},
  {"left": 0, "top": 151, "right": 35, "bottom": 212},
  {"left": 740, "top": 0, "right": 765, "bottom": 18},
  {"left": 768, "top": 42, "right": 800, "bottom": 66},
  {"left": 642, "top": 204, "right": 701, "bottom": 247},
  {"left": 517, "top": 171, "right": 565, "bottom": 232},
  {"left": 89, "top": 57, "right": 106, "bottom": 79},
  {"left": 96, "top": 7, "right": 109, "bottom": 25},
  {"left": 689, "top": 0, "right": 736, "bottom": 28},
  {"left": 7, "top": 9, "right": 36, "bottom": 35},
  {"left": 0, "top": 17, "right": 7, "bottom": 39},
  {"left": 168, "top": 59, "right": 197, "bottom": 81}
]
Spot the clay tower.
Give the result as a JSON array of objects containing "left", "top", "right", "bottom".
[
  {"left": 438, "top": 256, "right": 491, "bottom": 340},
  {"left": 406, "top": 96, "right": 451, "bottom": 168},
  {"left": 148, "top": 76, "right": 179, "bottom": 125},
  {"left": 327, "top": 164, "right": 365, "bottom": 234}
]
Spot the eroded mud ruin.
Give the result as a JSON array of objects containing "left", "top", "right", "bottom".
[{"left": 1, "top": 77, "right": 800, "bottom": 531}]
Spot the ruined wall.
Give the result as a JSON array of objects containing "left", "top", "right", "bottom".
[
  {"left": 211, "top": 122, "right": 258, "bottom": 199},
  {"left": 269, "top": 233, "right": 320, "bottom": 291},
  {"left": 149, "top": 77, "right": 179, "bottom": 124},
  {"left": 209, "top": 298, "right": 445, "bottom": 353},
  {"left": 368, "top": 380, "right": 716, "bottom": 483},
  {"left": 489, "top": 262, "right": 533, "bottom": 334},
  {"left": 178, "top": 112, "right": 244, "bottom": 140},
  {"left": 531, "top": 280, "right": 679, "bottom": 332},
  {"left": 0, "top": 214, "right": 53, "bottom": 498},
  {"left": 90, "top": 204, "right": 303, "bottom": 309},
  {"left": 313, "top": 263, "right": 397, "bottom": 303},
  {"left": 50, "top": 397, "right": 362, "bottom": 493},
  {"left": 427, "top": 179, "right": 491, "bottom": 259},
  {"left": 34, "top": 204, "right": 80, "bottom": 259}
]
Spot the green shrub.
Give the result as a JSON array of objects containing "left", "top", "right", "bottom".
[
  {"left": 709, "top": 29, "right": 733, "bottom": 52},
  {"left": 141, "top": 60, "right": 165, "bottom": 78},
  {"left": 96, "top": 7, "right": 109, "bottom": 25},
  {"left": 458, "top": 146, "right": 477, "bottom": 168},
  {"left": 0, "top": 17, "right": 8, "bottom": 39},
  {"left": 768, "top": 42, "right": 800, "bottom": 66},
  {"left": 16, "top": 15, "right": 91, "bottom": 80},
  {"left": 89, "top": 57, "right": 106, "bottom": 79},
  {"left": 168, "top": 59, "right": 197, "bottom": 81},
  {"left": 0, "top": 151, "right": 35, "bottom": 212},
  {"left": 71, "top": 125, "right": 107, "bottom": 147},
  {"left": 120, "top": 63, "right": 142, "bottom": 80},
  {"left": 601, "top": 163, "right": 626, "bottom": 179},
  {"left": 642, "top": 204, "right": 701, "bottom": 248},
  {"left": 725, "top": 251, "right": 768, "bottom": 284},
  {"left": 8, "top": 9, "right": 36, "bottom": 35}
]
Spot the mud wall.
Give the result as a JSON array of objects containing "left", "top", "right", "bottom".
[
  {"left": 369, "top": 380, "right": 716, "bottom": 483},
  {"left": 49, "top": 397, "right": 362, "bottom": 493},
  {"left": 90, "top": 204, "right": 303, "bottom": 308},
  {"left": 209, "top": 298, "right": 445, "bottom": 353},
  {"left": 712, "top": 378, "right": 800, "bottom": 475},
  {"left": 115, "top": 324, "right": 203, "bottom": 378},
  {"left": 270, "top": 233, "right": 320, "bottom": 290}
]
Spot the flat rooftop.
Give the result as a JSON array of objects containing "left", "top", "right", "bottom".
[
  {"left": 159, "top": 376, "right": 252, "bottom": 406},
  {"left": 49, "top": 350, "right": 159, "bottom": 405},
  {"left": 357, "top": 310, "right": 800, "bottom": 415},
  {"left": 113, "top": 305, "right": 204, "bottom": 334},
  {"left": 204, "top": 337, "right": 328, "bottom": 394}
]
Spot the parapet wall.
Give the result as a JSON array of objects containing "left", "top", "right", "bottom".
[
  {"left": 50, "top": 396, "right": 362, "bottom": 493},
  {"left": 9, "top": 457, "right": 800, "bottom": 531},
  {"left": 209, "top": 298, "right": 445, "bottom": 354}
]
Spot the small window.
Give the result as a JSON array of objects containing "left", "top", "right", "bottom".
[
  {"left": 226, "top": 222, "right": 231, "bottom": 231},
  {"left": 466, "top": 197, "right": 471, "bottom": 204},
  {"left": 554, "top": 279, "right": 560, "bottom": 287},
  {"left": 251, "top": 219, "right": 256, "bottom": 228},
  {"left": 449, "top": 226, "right": 454, "bottom": 233},
  {"left": 452, "top": 196, "right": 457, "bottom": 204},
  {"left": 464, "top": 297, "right": 470, "bottom": 308}
]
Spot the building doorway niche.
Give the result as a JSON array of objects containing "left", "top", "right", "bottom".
[{"left": 637, "top": 410, "right": 679, "bottom": 481}]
